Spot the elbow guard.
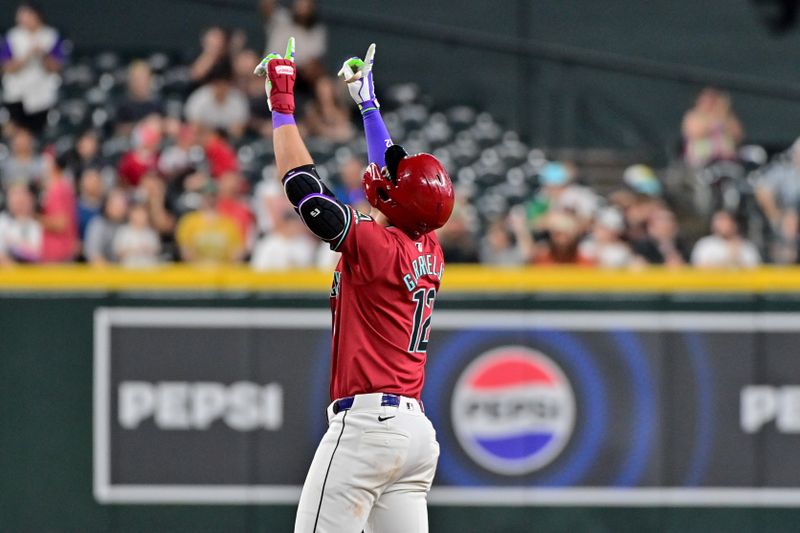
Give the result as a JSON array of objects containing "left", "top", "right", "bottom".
[
  {"left": 297, "top": 194, "right": 352, "bottom": 249},
  {"left": 282, "top": 164, "right": 335, "bottom": 207},
  {"left": 282, "top": 164, "right": 351, "bottom": 248}
]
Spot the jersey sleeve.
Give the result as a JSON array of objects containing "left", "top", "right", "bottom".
[
  {"left": 48, "top": 35, "right": 67, "bottom": 62},
  {"left": 0, "top": 38, "right": 11, "bottom": 63}
]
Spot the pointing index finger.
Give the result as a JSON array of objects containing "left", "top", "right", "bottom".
[
  {"left": 364, "top": 43, "right": 376, "bottom": 67},
  {"left": 285, "top": 37, "right": 296, "bottom": 61}
]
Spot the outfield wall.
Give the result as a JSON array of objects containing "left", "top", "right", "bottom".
[{"left": 3, "top": 266, "right": 800, "bottom": 532}]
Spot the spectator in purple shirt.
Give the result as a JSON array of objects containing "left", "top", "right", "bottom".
[{"left": 1, "top": 2, "right": 66, "bottom": 134}]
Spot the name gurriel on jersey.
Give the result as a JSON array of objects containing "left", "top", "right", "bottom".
[{"left": 403, "top": 253, "right": 444, "bottom": 291}]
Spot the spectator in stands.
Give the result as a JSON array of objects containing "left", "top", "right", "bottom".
[
  {"left": 515, "top": 209, "right": 593, "bottom": 266},
  {"left": 682, "top": 88, "right": 743, "bottom": 169},
  {"left": 118, "top": 117, "right": 161, "bottom": 188},
  {"left": 691, "top": 210, "right": 761, "bottom": 268},
  {"left": 136, "top": 173, "right": 175, "bottom": 239},
  {"left": 176, "top": 183, "right": 244, "bottom": 264},
  {"left": 251, "top": 206, "right": 316, "bottom": 270},
  {"left": 233, "top": 48, "right": 272, "bottom": 137},
  {"left": 0, "top": 182, "right": 41, "bottom": 264},
  {"left": 201, "top": 128, "right": 239, "bottom": 178},
  {"left": 260, "top": 0, "right": 289, "bottom": 53},
  {"left": 172, "top": 170, "right": 209, "bottom": 216},
  {"left": 579, "top": 207, "right": 633, "bottom": 268},
  {"left": 303, "top": 76, "right": 355, "bottom": 142},
  {"left": 1, "top": 128, "right": 45, "bottom": 189},
  {"left": 622, "top": 164, "right": 663, "bottom": 198},
  {"left": 437, "top": 206, "right": 480, "bottom": 263},
  {"left": 609, "top": 165, "right": 667, "bottom": 247},
  {"left": 113, "top": 202, "right": 160, "bottom": 268},
  {"left": 185, "top": 62, "right": 249, "bottom": 140},
  {"left": 617, "top": 193, "right": 665, "bottom": 244},
  {"left": 631, "top": 208, "right": 688, "bottom": 266},
  {"left": 333, "top": 155, "right": 369, "bottom": 212},
  {"left": 115, "top": 60, "right": 164, "bottom": 134},
  {"left": 75, "top": 166, "right": 105, "bottom": 240},
  {"left": 190, "top": 26, "right": 232, "bottom": 87},
  {"left": 0, "top": 2, "right": 65, "bottom": 135},
  {"left": 62, "top": 129, "right": 103, "bottom": 184},
  {"left": 158, "top": 123, "right": 197, "bottom": 180},
  {"left": 216, "top": 171, "right": 254, "bottom": 246},
  {"left": 754, "top": 138, "right": 800, "bottom": 263},
  {"left": 252, "top": 165, "right": 285, "bottom": 236},
  {"left": 266, "top": 0, "right": 327, "bottom": 89},
  {"left": 527, "top": 162, "right": 600, "bottom": 230},
  {"left": 39, "top": 155, "right": 77, "bottom": 262},
  {"left": 479, "top": 217, "right": 524, "bottom": 266},
  {"left": 84, "top": 188, "right": 128, "bottom": 265}
]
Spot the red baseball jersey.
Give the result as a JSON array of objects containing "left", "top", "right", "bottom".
[{"left": 328, "top": 206, "right": 444, "bottom": 401}]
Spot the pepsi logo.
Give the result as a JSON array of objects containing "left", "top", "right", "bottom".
[{"left": 451, "top": 346, "right": 575, "bottom": 475}]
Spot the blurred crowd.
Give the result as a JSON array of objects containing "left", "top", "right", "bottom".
[
  {"left": 0, "top": 0, "right": 349, "bottom": 269},
  {"left": 0, "top": 1, "right": 796, "bottom": 270}
]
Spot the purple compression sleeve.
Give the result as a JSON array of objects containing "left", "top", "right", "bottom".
[
  {"left": 362, "top": 107, "right": 392, "bottom": 168},
  {"left": 272, "top": 111, "right": 295, "bottom": 129}
]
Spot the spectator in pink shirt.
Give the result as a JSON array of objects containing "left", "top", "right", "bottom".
[{"left": 40, "top": 155, "right": 78, "bottom": 262}]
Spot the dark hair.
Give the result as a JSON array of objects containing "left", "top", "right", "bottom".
[
  {"left": 292, "top": 0, "right": 318, "bottom": 29},
  {"left": 18, "top": 2, "right": 44, "bottom": 23},
  {"left": 79, "top": 128, "right": 100, "bottom": 141},
  {"left": 54, "top": 152, "right": 70, "bottom": 172},
  {"left": 206, "top": 59, "right": 233, "bottom": 83},
  {"left": 212, "top": 126, "right": 230, "bottom": 141}
]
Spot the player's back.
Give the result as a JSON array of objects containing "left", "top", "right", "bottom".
[{"left": 329, "top": 210, "right": 444, "bottom": 401}]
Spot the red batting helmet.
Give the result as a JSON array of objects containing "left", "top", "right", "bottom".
[{"left": 362, "top": 145, "right": 455, "bottom": 238}]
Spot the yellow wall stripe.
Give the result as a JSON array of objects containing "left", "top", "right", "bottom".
[{"left": 3, "top": 265, "right": 800, "bottom": 293}]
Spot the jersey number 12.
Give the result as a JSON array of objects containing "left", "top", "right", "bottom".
[{"left": 409, "top": 288, "right": 436, "bottom": 353}]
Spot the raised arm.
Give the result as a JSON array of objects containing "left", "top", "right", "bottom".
[
  {"left": 254, "top": 38, "right": 352, "bottom": 249},
  {"left": 253, "top": 38, "right": 313, "bottom": 178},
  {"left": 338, "top": 44, "right": 393, "bottom": 167}
]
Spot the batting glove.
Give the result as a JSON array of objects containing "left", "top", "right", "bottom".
[
  {"left": 338, "top": 43, "right": 378, "bottom": 113},
  {"left": 254, "top": 37, "right": 296, "bottom": 114}
]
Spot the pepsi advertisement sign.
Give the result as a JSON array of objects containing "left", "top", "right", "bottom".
[
  {"left": 451, "top": 346, "right": 575, "bottom": 475},
  {"left": 96, "top": 308, "right": 800, "bottom": 506}
]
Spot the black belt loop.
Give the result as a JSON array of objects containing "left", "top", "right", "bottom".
[{"left": 332, "top": 396, "right": 355, "bottom": 414}]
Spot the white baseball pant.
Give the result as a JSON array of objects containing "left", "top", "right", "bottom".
[{"left": 294, "top": 393, "right": 440, "bottom": 533}]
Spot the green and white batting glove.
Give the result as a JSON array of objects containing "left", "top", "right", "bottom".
[{"left": 337, "top": 43, "right": 378, "bottom": 113}]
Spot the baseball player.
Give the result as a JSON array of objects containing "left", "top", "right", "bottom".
[{"left": 254, "top": 39, "right": 454, "bottom": 532}]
